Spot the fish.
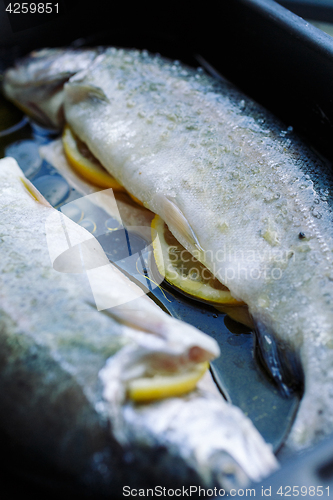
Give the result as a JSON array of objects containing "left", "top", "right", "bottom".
[
  {"left": 4, "top": 47, "right": 333, "bottom": 453},
  {"left": 61, "top": 48, "right": 333, "bottom": 452},
  {"left": 0, "top": 156, "right": 277, "bottom": 494}
]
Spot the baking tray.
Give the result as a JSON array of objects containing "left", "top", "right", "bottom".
[{"left": 1, "top": 0, "right": 333, "bottom": 497}]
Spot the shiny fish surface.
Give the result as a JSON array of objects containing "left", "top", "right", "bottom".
[
  {"left": 4, "top": 47, "right": 333, "bottom": 452},
  {"left": 0, "top": 157, "right": 277, "bottom": 494},
  {"left": 61, "top": 48, "right": 333, "bottom": 452}
]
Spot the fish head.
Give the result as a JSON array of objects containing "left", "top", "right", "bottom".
[{"left": 2, "top": 48, "right": 100, "bottom": 128}]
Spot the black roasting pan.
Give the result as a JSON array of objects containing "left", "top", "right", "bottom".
[{"left": 1, "top": 0, "right": 333, "bottom": 498}]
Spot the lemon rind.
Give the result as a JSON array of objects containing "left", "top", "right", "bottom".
[
  {"left": 151, "top": 215, "right": 243, "bottom": 306},
  {"left": 127, "top": 361, "right": 209, "bottom": 402},
  {"left": 62, "top": 125, "right": 125, "bottom": 191}
]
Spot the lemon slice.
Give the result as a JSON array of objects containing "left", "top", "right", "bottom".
[
  {"left": 62, "top": 125, "right": 125, "bottom": 190},
  {"left": 128, "top": 361, "right": 209, "bottom": 402},
  {"left": 151, "top": 215, "right": 243, "bottom": 305}
]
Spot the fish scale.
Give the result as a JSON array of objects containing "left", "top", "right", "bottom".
[{"left": 61, "top": 47, "right": 333, "bottom": 451}]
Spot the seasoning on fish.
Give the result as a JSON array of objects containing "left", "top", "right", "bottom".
[
  {"left": 61, "top": 48, "right": 333, "bottom": 452},
  {"left": 4, "top": 46, "right": 333, "bottom": 452},
  {"left": 0, "top": 156, "right": 277, "bottom": 494}
]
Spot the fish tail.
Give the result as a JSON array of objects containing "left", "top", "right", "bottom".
[
  {"left": 285, "top": 356, "right": 333, "bottom": 451},
  {"left": 253, "top": 318, "right": 304, "bottom": 398}
]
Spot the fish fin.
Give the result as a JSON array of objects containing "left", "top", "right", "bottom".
[
  {"left": 65, "top": 82, "right": 109, "bottom": 105},
  {"left": 155, "top": 195, "right": 203, "bottom": 251},
  {"left": 253, "top": 318, "right": 304, "bottom": 397}
]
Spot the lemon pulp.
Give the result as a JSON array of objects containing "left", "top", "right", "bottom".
[
  {"left": 151, "top": 214, "right": 243, "bottom": 305},
  {"left": 62, "top": 125, "right": 125, "bottom": 190},
  {"left": 127, "top": 361, "right": 209, "bottom": 402}
]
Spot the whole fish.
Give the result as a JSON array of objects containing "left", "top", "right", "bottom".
[
  {"left": 0, "top": 156, "right": 277, "bottom": 494},
  {"left": 62, "top": 48, "right": 333, "bottom": 452},
  {"left": 4, "top": 47, "right": 333, "bottom": 452}
]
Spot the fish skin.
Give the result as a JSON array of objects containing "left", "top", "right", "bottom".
[
  {"left": 2, "top": 48, "right": 102, "bottom": 128},
  {"left": 60, "top": 47, "right": 333, "bottom": 452},
  {"left": 6, "top": 46, "right": 333, "bottom": 452},
  {"left": 0, "top": 156, "right": 277, "bottom": 492},
  {"left": 39, "top": 139, "right": 156, "bottom": 236}
]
